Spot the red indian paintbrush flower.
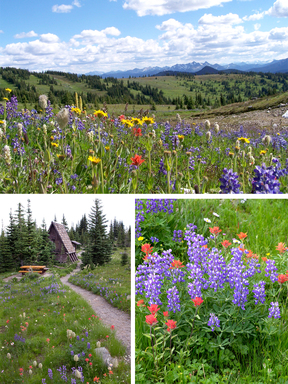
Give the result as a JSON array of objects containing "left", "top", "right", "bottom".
[
  {"left": 137, "top": 299, "right": 145, "bottom": 307},
  {"left": 276, "top": 242, "right": 287, "bottom": 254},
  {"left": 163, "top": 311, "right": 169, "bottom": 317},
  {"left": 237, "top": 232, "right": 247, "bottom": 240},
  {"left": 131, "top": 154, "right": 145, "bottom": 166},
  {"left": 192, "top": 297, "right": 203, "bottom": 306},
  {"left": 133, "top": 127, "right": 142, "bottom": 137},
  {"left": 165, "top": 319, "right": 177, "bottom": 332},
  {"left": 278, "top": 274, "right": 288, "bottom": 284},
  {"left": 145, "top": 314, "right": 158, "bottom": 326},
  {"left": 147, "top": 304, "right": 160, "bottom": 315},
  {"left": 209, "top": 227, "right": 222, "bottom": 235},
  {"left": 221, "top": 240, "right": 231, "bottom": 248},
  {"left": 141, "top": 244, "right": 153, "bottom": 260},
  {"left": 170, "top": 260, "right": 185, "bottom": 268}
]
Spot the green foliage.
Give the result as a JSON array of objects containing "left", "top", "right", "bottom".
[{"left": 121, "top": 252, "right": 129, "bottom": 266}]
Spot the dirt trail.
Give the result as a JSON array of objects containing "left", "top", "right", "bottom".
[{"left": 60, "top": 266, "right": 131, "bottom": 361}]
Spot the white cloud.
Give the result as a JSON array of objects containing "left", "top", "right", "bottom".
[
  {"left": 123, "top": 0, "right": 232, "bottom": 17},
  {"left": 40, "top": 33, "right": 60, "bottom": 43},
  {"left": 254, "top": 23, "right": 261, "bottom": 30},
  {"left": 1, "top": 21, "right": 288, "bottom": 73},
  {"left": 198, "top": 13, "right": 243, "bottom": 25},
  {"left": 52, "top": 4, "right": 74, "bottom": 13},
  {"left": 14, "top": 31, "right": 38, "bottom": 39},
  {"left": 243, "top": 11, "right": 266, "bottom": 21},
  {"left": 267, "top": 0, "right": 288, "bottom": 17},
  {"left": 72, "top": 0, "right": 81, "bottom": 6}
]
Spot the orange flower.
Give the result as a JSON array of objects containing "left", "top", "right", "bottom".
[
  {"left": 276, "top": 242, "right": 287, "bottom": 254},
  {"left": 170, "top": 260, "right": 185, "bottom": 268},
  {"left": 141, "top": 244, "right": 153, "bottom": 260},
  {"left": 133, "top": 127, "right": 142, "bottom": 137},
  {"left": 131, "top": 154, "right": 145, "bottom": 166},
  {"left": 147, "top": 304, "right": 160, "bottom": 315},
  {"left": 93, "top": 377, "right": 100, "bottom": 382},
  {"left": 221, "top": 240, "right": 231, "bottom": 248},
  {"left": 145, "top": 314, "right": 158, "bottom": 326},
  {"left": 163, "top": 311, "right": 169, "bottom": 317},
  {"left": 237, "top": 232, "right": 247, "bottom": 240},
  {"left": 278, "top": 274, "right": 288, "bottom": 284},
  {"left": 262, "top": 257, "right": 268, "bottom": 262},
  {"left": 192, "top": 297, "right": 203, "bottom": 307},
  {"left": 165, "top": 319, "right": 177, "bottom": 332},
  {"left": 137, "top": 299, "right": 145, "bottom": 307},
  {"left": 209, "top": 227, "right": 222, "bottom": 235}
]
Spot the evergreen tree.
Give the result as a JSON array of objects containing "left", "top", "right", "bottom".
[
  {"left": 0, "top": 229, "right": 15, "bottom": 272},
  {"left": 82, "top": 199, "right": 112, "bottom": 267},
  {"left": 117, "top": 221, "right": 125, "bottom": 248},
  {"left": 61, "top": 214, "right": 69, "bottom": 233},
  {"left": 37, "top": 220, "right": 55, "bottom": 264},
  {"left": 6, "top": 210, "right": 18, "bottom": 264}
]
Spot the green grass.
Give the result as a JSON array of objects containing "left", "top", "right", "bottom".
[
  {"left": 69, "top": 248, "right": 131, "bottom": 314},
  {"left": 0, "top": 273, "right": 130, "bottom": 383},
  {"left": 135, "top": 199, "right": 288, "bottom": 384}
]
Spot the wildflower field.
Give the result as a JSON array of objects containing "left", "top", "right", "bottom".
[
  {"left": 2, "top": 90, "right": 288, "bottom": 193},
  {"left": 0, "top": 273, "right": 130, "bottom": 384},
  {"left": 135, "top": 199, "right": 288, "bottom": 383},
  {"left": 69, "top": 248, "right": 131, "bottom": 314}
]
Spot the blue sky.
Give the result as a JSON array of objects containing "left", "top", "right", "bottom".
[{"left": 0, "top": 0, "right": 288, "bottom": 73}]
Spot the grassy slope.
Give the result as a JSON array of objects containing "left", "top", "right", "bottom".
[{"left": 0, "top": 274, "right": 130, "bottom": 383}]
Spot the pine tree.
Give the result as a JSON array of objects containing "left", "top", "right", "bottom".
[
  {"left": 37, "top": 220, "right": 55, "bottom": 264},
  {"left": 61, "top": 214, "right": 69, "bottom": 233},
  {"left": 117, "top": 221, "right": 125, "bottom": 248},
  {"left": 6, "top": 210, "right": 18, "bottom": 265},
  {"left": 83, "top": 199, "right": 112, "bottom": 267},
  {"left": 0, "top": 229, "right": 15, "bottom": 272}
]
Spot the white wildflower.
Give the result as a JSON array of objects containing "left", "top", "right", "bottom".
[
  {"left": 39, "top": 94, "right": 48, "bottom": 110},
  {"left": 56, "top": 108, "right": 69, "bottom": 129},
  {"left": 204, "top": 218, "right": 211, "bottom": 223}
]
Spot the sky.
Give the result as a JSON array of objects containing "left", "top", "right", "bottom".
[
  {"left": 0, "top": 0, "right": 288, "bottom": 73},
  {"left": 0, "top": 195, "right": 133, "bottom": 231}
]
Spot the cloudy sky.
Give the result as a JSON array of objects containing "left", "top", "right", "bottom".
[
  {"left": 0, "top": 195, "right": 133, "bottom": 231},
  {"left": 0, "top": 0, "right": 288, "bottom": 73}
]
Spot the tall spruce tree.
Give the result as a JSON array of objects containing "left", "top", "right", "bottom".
[
  {"left": 82, "top": 199, "right": 112, "bottom": 267},
  {"left": 0, "top": 229, "right": 15, "bottom": 272}
]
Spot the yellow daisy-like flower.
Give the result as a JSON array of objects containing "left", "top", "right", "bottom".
[
  {"left": 0, "top": 121, "right": 4, "bottom": 124},
  {"left": 238, "top": 137, "right": 250, "bottom": 144},
  {"left": 3, "top": 97, "right": 9, "bottom": 101},
  {"left": 277, "top": 133, "right": 280, "bottom": 135},
  {"left": 51, "top": 142, "right": 59, "bottom": 147},
  {"left": 138, "top": 236, "right": 144, "bottom": 241},
  {"left": 5, "top": 88, "right": 12, "bottom": 93},
  {"left": 260, "top": 150, "right": 267, "bottom": 155},
  {"left": 178, "top": 135, "right": 184, "bottom": 140},
  {"left": 88, "top": 156, "right": 101, "bottom": 165},
  {"left": 142, "top": 117, "right": 155, "bottom": 125},
  {"left": 131, "top": 117, "right": 143, "bottom": 125},
  {"left": 94, "top": 110, "right": 108, "bottom": 118},
  {"left": 121, "top": 119, "right": 134, "bottom": 128},
  {"left": 71, "top": 107, "right": 81, "bottom": 115},
  {"left": 105, "top": 146, "right": 110, "bottom": 151}
]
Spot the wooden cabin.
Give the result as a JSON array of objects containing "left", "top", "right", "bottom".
[
  {"left": 71, "top": 240, "right": 81, "bottom": 252},
  {"left": 48, "top": 222, "right": 78, "bottom": 263}
]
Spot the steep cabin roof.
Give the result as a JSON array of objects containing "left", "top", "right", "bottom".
[{"left": 48, "top": 222, "right": 78, "bottom": 264}]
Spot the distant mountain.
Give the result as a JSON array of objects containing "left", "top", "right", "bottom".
[
  {"left": 249, "top": 58, "right": 288, "bottom": 73},
  {"left": 85, "top": 58, "right": 288, "bottom": 78}
]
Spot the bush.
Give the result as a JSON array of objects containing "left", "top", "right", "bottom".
[{"left": 121, "top": 252, "right": 129, "bottom": 266}]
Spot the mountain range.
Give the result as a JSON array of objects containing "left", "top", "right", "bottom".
[{"left": 85, "top": 58, "right": 288, "bottom": 78}]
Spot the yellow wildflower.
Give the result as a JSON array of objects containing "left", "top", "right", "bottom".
[
  {"left": 138, "top": 237, "right": 144, "bottom": 241},
  {"left": 71, "top": 107, "right": 81, "bottom": 115},
  {"left": 238, "top": 137, "right": 250, "bottom": 144},
  {"left": 121, "top": 119, "right": 134, "bottom": 128},
  {"left": 88, "top": 156, "right": 101, "bottom": 165},
  {"left": 105, "top": 146, "right": 110, "bottom": 151},
  {"left": 3, "top": 97, "right": 9, "bottom": 101},
  {"left": 5, "top": 88, "right": 12, "bottom": 93},
  {"left": 94, "top": 110, "right": 108, "bottom": 118},
  {"left": 131, "top": 117, "right": 143, "bottom": 125},
  {"left": 178, "top": 135, "right": 184, "bottom": 140},
  {"left": 51, "top": 142, "right": 59, "bottom": 147},
  {"left": 260, "top": 150, "right": 267, "bottom": 155},
  {"left": 142, "top": 117, "right": 155, "bottom": 125}
]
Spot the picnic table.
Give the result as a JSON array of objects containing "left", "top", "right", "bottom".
[{"left": 18, "top": 266, "right": 48, "bottom": 275}]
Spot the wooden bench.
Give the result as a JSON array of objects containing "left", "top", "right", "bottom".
[{"left": 18, "top": 266, "right": 48, "bottom": 275}]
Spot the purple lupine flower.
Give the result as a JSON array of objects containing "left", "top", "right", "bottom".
[
  {"left": 150, "top": 236, "right": 159, "bottom": 243},
  {"left": 87, "top": 342, "right": 90, "bottom": 349},
  {"left": 268, "top": 302, "right": 281, "bottom": 319},
  {"left": 252, "top": 163, "right": 282, "bottom": 194},
  {"left": 219, "top": 168, "right": 241, "bottom": 194},
  {"left": 167, "top": 286, "right": 181, "bottom": 313},
  {"left": 208, "top": 313, "right": 220, "bottom": 331},
  {"left": 252, "top": 281, "right": 266, "bottom": 304},
  {"left": 265, "top": 259, "right": 278, "bottom": 283},
  {"left": 48, "top": 368, "right": 53, "bottom": 379}
]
